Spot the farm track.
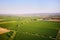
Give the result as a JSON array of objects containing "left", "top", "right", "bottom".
[
  {"left": 55, "top": 29, "right": 60, "bottom": 40},
  {"left": 9, "top": 31, "right": 16, "bottom": 40}
]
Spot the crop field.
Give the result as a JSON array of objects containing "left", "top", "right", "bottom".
[{"left": 0, "top": 16, "right": 60, "bottom": 40}]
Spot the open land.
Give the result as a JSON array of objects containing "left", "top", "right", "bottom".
[{"left": 0, "top": 15, "right": 60, "bottom": 40}]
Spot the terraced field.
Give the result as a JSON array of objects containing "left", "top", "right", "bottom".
[{"left": 0, "top": 17, "right": 60, "bottom": 40}]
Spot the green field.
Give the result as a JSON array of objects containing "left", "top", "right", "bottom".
[{"left": 0, "top": 16, "right": 60, "bottom": 40}]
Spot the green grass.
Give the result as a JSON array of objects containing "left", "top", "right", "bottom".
[
  {"left": 14, "top": 21, "right": 59, "bottom": 40},
  {"left": 0, "top": 17, "right": 60, "bottom": 40}
]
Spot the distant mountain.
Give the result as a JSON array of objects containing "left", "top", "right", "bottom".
[
  {"left": 0, "top": 13, "right": 60, "bottom": 16},
  {"left": 16, "top": 13, "right": 60, "bottom": 16}
]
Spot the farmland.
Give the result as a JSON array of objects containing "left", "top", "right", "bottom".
[{"left": 0, "top": 16, "right": 60, "bottom": 40}]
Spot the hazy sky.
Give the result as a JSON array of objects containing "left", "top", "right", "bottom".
[{"left": 0, "top": 0, "right": 60, "bottom": 15}]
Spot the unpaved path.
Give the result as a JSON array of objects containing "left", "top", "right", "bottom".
[{"left": 0, "top": 27, "right": 11, "bottom": 34}]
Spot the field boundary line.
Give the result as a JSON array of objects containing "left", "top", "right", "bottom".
[
  {"left": 55, "top": 29, "right": 60, "bottom": 40},
  {"left": 0, "top": 21, "right": 16, "bottom": 24}
]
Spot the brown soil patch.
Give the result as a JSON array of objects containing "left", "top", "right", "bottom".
[{"left": 0, "top": 27, "right": 11, "bottom": 34}]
